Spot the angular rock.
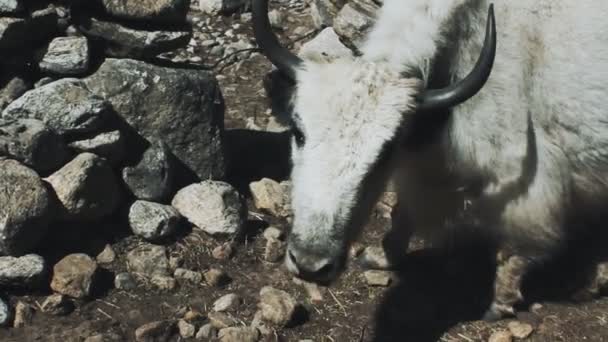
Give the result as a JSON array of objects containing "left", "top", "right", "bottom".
[
  {"left": 134, "top": 320, "right": 175, "bottom": 342},
  {"left": 126, "top": 244, "right": 170, "bottom": 278},
  {"left": 0, "top": 118, "right": 69, "bottom": 173},
  {"left": 0, "top": 75, "right": 29, "bottom": 110},
  {"left": 360, "top": 246, "right": 389, "bottom": 269},
  {"left": 299, "top": 27, "right": 352, "bottom": 61},
  {"left": 114, "top": 272, "right": 137, "bottom": 290},
  {"left": 79, "top": 18, "right": 191, "bottom": 59},
  {"left": 39, "top": 36, "right": 90, "bottom": 75},
  {"left": 99, "top": 0, "right": 189, "bottom": 24},
  {"left": 69, "top": 130, "right": 125, "bottom": 165},
  {"left": 51, "top": 253, "right": 98, "bottom": 299},
  {"left": 258, "top": 286, "right": 298, "bottom": 327},
  {"left": 218, "top": 327, "right": 260, "bottom": 342},
  {"left": 172, "top": 181, "right": 245, "bottom": 235},
  {"left": 263, "top": 227, "right": 284, "bottom": 241},
  {"left": 213, "top": 293, "right": 240, "bottom": 312},
  {"left": 0, "top": 160, "right": 53, "bottom": 255},
  {"left": 0, "top": 297, "right": 9, "bottom": 326},
  {"left": 363, "top": 270, "right": 392, "bottom": 286},
  {"left": 46, "top": 153, "right": 121, "bottom": 221},
  {"left": 85, "top": 58, "right": 225, "bottom": 180},
  {"left": 96, "top": 244, "right": 116, "bottom": 264},
  {"left": 13, "top": 301, "right": 33, "bottom": 328},
  {"left": 0, "top": 254, "right": 45, "bottom": 287},
  {"left": 249, "top": 178, "right": 291, "bottom": 217},
  {"left": 177, "top": 319, "right": 195, "bottom": 338},
  {"left": 0, "top": 0, "right": 22, "bottom": 14},
  {"left": 2, "top": 78, "right": 110, "bottom": 137},
  {"left": 173, "top": 268, "right": 202, "bottom": 284},
  {"left": 40, "top": 294, "right": 73, "bottom": 316},
  {"left": 333, "top": 0, "right": 379, "bottom": 49},
  {"left": 122, "top": 140, "right": 174, "bottom": 201},
  {"left": 196, "top": 323, "right": 217, "bottom": 340},
  {"left": 0, "top": 9, "right": 58, "bottom": 52},
  {"left": 128, "top": 201, "right": 180, "bottom": 241}
]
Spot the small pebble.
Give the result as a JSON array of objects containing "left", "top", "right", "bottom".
[
  {"left": 213, "top": 293, "right": 241, "bottom": 312},
  {"left": 114, "top": 272, "right": 137, "bottom": 290},
  {"left": 363, "top": 270, "right": 392, "bottom": 287}
]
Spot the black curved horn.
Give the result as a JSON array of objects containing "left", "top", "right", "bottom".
[
  {"left": 417, "top": 4, "right": 496, "bottom": 111},
  {"left": 252, "top": 0, "right": 302, "bottom": 80}
]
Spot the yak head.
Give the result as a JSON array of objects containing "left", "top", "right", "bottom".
[{"left": 253, "top": 0, "right": 496, "bottom": 284}]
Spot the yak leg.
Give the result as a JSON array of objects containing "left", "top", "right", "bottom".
[{"left": 483, "top": 252, "right": 529, "bottom": 321}]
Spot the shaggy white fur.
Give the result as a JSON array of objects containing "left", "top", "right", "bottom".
[{"left": 280, "top": 0, "right": 608, "bottom": 318}]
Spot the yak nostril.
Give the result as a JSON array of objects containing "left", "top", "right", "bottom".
[{"left": 316, "top": 262, "right": 334, "bottom": 277}]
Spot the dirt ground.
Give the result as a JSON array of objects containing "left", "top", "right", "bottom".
[{"left": 2, "top": 2, "right": 608, "bottom": 342}]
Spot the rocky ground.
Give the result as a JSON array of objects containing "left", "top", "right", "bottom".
[{"left": 1, "top": 0, "right": 608, "bottom": 341}]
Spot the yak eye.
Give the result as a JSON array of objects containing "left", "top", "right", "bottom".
[{"left": 291, "top": 126, "right": 305, "bottom": 147}]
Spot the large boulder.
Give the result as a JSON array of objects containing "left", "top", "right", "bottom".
[
  {"left": 39, "top": 36, "right": 90, "bottom": 75},
  {"left": 85, "top": 58, "right": 225, "bottom": 180},
  {"left": 2, "top": 78, "right": 111, "bottom": 137},
  {"left": 0, "top": 159, "right": 54, "bottom": 255}
]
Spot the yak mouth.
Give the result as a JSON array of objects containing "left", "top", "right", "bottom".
[{"left": 284, "top": 246, "right": 349, "bottom": 286}]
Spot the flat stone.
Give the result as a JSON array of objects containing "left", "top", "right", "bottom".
[
  {"left": 0, "top": 254, "right": 46, "bottom": 287},
  {"left": 50, "top": 253, "right": 98, "bottom": 298},
  {"left": 172, "top": 181, "right": 245, "bottom": 235},
  {"left": 79, "top": 18, "right": 191, "bottom": 59},
  {"left": 2, "top": 78, "right": 110, "bottom": 137}
]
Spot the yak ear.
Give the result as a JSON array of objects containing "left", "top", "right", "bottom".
[{"left": 263, "top": 68, "right": 297, "bottom": 126}]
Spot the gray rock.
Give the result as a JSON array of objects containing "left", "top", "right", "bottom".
[
  {"left": 0, "top": 160, "right": 53, "bottom": 255},
  {"left": 40, "top": 294, "right": 73, "bottom": 316},
  {"left": 50, "top": 253, "right": 98, "bottom": 299},
  {"left": 122, "top": 140, "right": 174, "bottom": 201},
  {"left": 79, "top": 18, "right": 191, "bottom": 59},
  {"left": 363, "top": 270, "right": 392, "bottom": 286},
  {"left": 114, "top": 272, "right": 137, "bottom": 290},
  {"left": 69, "top": 130, "right": 125, "bottom": 165},
  {"left": 0, "top": 8, "right": 58, "bottom": 52},
  {"left": 46, "top": 153, "right": 121, "bottom": 221},
  {"left": 0, "top": 118, "right": 70, "bottom": 173},
  {"left": 85, "top": 58, "right": 225, "bottom": 180},
  {"left": 39, "top": 36, "right": 90, "bottom": 75},
  {"left": 99, "top": 0, "right": 189, "bottom": 24},
  {"left": 333, "top": 0, "right": 379, "bottom": 48},
  {"left": 134, "top": 320, "right": 176, "bottom": 342},
  {"left": 128, "top": 201, "right": 180, "bottom": 241},
  {"left": 2, "top": 78, "right": 110, "bottom": 137},
  {"left": 218, "top": 327, "right": 260, "bottom": 342},
  {"left": 258, "top": 286, "right": 298, "bottom": 327},
  {"left": 172, "top": 181, "right": 245, "bottom": 235},
  {"left": 0, "top": 75, "right": 29, "bottom": 110},
  {"left": 126, "top": 244, "right": 170, "bottom": 278},
  {"left": 0, "top": 254, "right": 45, "bottom": 287},
  {"left": 213, "top": 293, "right": 240, "bottom": 312},
  {"left": 0, "top": 0, "right": 22, "bottom": 14},
  {"left": 0, "top": 297, "right": 9, "bottom": 326},
  {"left": 34, "top": 77, "right": 54, "bottom": 88},
  {"left": 299, "top": 27, "right": 352, "bottom": 61}
]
